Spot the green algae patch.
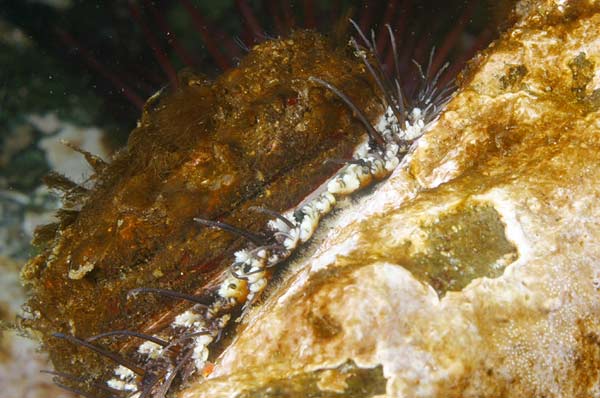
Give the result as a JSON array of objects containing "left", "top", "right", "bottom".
[
  {"left": 568, "top": 52, "right": 595, "bottom": 101},
  {"left": 409, "top": 203, "right": 517, "bottom": 296},
  {"left": 237, "top": 361, "right": 386, "bottom": 398},
  {"left": 499, "top": 64, "right": 528, "bottom": 91},
  {"left": 363, "top": 202, "right": 517, "bottom": 297},
  {"left": 568, "top": 52, "right": 600, "bottom": 111}
]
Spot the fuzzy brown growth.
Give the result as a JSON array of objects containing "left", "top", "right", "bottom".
[{"left": 21, "top": 31, "right": 381, "bottom": 388}]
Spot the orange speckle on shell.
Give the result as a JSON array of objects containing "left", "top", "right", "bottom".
[{"left": 202, "top": 362, "right": 215, "bottom": 378}]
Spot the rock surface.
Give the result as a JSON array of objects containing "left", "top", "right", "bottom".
[
  {"left": 181, "top": 1, "right": 600, "bottom": 397},
  {"left": 0, "top": 256, "right": 76, "bottom": 398}
]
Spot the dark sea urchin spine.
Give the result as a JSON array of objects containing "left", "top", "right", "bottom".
[{"left": 49, "top": 23, "right": 454, "bottom": 398}]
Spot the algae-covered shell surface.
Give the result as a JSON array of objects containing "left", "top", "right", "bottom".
[
  {"left": 21, "top": 29, "right": 381, "bottom": 386},
  {"left": 20, "top": 0, "right": 600, "bottom": 397}
]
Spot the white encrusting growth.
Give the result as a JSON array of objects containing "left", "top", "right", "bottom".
[
  {"left": 173, "top": 309, "right": 203, "bottom": 328},
  {"left": 107, "top": 365, "right": 138, "bottom": 392},
  {"left": 138, "top": 340, "right": 163, "bottom": 359},
  {"left": 190, "top": 314, "right": 230, "bottom": 370}
]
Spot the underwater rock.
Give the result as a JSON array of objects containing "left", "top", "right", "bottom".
[
  {"left": 0, "top": 255, "right": 76, "bottom": 398},
  {"left": 37, "top": 122, "right": 110, "bottom": 184},
  {"left": 180, "top": 1, "right": 600, "bottom": 397}
]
